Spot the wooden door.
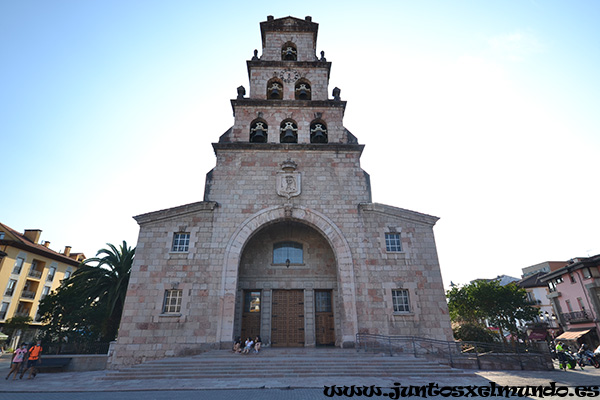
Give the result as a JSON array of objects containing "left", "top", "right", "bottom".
[
  {"left": 315, "top": 290, "right": 335, "bottom": 346},
  {"left": 271, "top": 289, "right": 304, "bottom": 347},
  {"left": 241, "top": 290, "right": 261, "bottom": 340}
]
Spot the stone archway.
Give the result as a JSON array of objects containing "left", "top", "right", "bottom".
[{"left": 217, "top": 205, "right": 357, "bottom": 347}]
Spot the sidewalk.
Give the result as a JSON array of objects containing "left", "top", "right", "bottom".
[{"left": 1, "top": 354, "right": 599, "bottom": 393}]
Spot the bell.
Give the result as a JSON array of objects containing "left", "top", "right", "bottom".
[
  {"left": 298, "top": 88, "right": 308, "bottom": 100},
  {"left": 270, "top": 87, "right": 280, "bottom": 99},
  {"left": 284, "top": 47, "right": 296, "bottom": 60},
  {"left": 281, "top": 130, "right": 297, "bottom": 143},
  {"left": 251, "top": 129, "right": 267, "bottom": 143},
  {"left": 312, "top": 131, "right": 327, "bottom": 143}
]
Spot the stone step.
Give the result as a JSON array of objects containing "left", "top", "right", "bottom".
[{"left": 101, "top": 349, "right": 472, "bottom": 381}]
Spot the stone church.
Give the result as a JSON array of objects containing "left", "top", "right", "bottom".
[{"left": 109, "top": 15, "right": 452, "bottom": 367}]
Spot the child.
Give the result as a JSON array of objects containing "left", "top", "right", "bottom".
[{"left": 6, "top": 344, "right": 27, "bottom": 380}]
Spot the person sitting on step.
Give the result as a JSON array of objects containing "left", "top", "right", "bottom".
[
  {"left": 254, "top": 336, "right": 262, "bottom": 353},
  {"left": 232, "top": 337, "right": 242, "bottom": 353},
  {"left": 242, "top": 337, "right": 254, "bottom": 354}
]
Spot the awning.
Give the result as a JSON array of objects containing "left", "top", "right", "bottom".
[
  {"left": 555, "top": 329, "right": 591, "bottom": 341},
  {"left": 528, "top": 331, "right": 547, "bottom": 341}
]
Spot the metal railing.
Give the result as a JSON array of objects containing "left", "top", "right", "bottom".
[
  {"left": 20, "top": 290, "right": 36, "bottom": 299},
  {"left": 355, "top": 333, "right": 551, "bottom": 370},
  {"left": 561, "top": 311, "right": 592, "bottom": 323},
  {"left": 28, "top": 269, "right": 42, "bottom": 279}
]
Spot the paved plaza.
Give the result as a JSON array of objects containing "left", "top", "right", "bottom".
[{"left": 0, "top": 353, "right": 599, "bottom": 399}]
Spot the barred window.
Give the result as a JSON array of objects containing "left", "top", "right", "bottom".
[
  {"left": 385, "top": 233, "right": 402, "bottom": 252},
  {"left": 172, "top": 233, "right": 190, "bottom": 252},
  {"left": 163, "top": 289, "right": 182, "bottom": 313},
  {"left": 392, "top": 289, "right": 410, "bottom": 313}
]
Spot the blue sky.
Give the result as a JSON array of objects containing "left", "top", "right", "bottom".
[{"left": 1, "top": 1, "right": 599, "bottom": 285}]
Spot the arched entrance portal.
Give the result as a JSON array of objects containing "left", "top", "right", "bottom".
[
  {"left": 235, "top": 221, "right": 338, "bottom": 347},
  {"left": 218, "top": 205, "right": 358, "bottom": 348}
]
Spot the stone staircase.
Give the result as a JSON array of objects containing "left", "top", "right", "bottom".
[{"left": 101, "top": 348, "right": 474, "bottom": 381}]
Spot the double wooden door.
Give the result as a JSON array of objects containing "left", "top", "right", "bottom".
[{"left": 271, "top": 289, "right": 304, "bottom": 347}]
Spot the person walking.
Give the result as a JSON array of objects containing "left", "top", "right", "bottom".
[
  {"left": 20, "top": 340, "right": 42, "bottom": 379},
  {"left": 5, "top": 344, "right": 27, "bottom": 380}
]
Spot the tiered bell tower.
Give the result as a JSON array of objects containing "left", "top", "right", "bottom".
[{"left": 218, "top": 15, "right": 356, "bottom": 147}]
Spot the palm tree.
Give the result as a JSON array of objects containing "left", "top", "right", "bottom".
[{"left": 70, "top": 241, "right": 135, "bottom": 341}]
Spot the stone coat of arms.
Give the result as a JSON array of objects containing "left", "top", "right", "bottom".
[{"left": 277, "top": 159, "right": 301, "bottom": 199}]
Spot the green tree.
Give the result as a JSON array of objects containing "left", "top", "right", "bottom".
[
  {"left": 39, "top": 241, "right": 135, "bottom": 342},
  {"left": 2, "top": 316, "right": 33, "bottom": 344},
  {"left": 447, "top": 280, "right": 539, "bottom": 341},
  {"left": 38, "top": 283, "right": 104, "bottom": 343}
]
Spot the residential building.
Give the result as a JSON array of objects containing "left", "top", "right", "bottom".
[
  {"left": 540, "top": 254, "right": 600, "bottom": 348},
  {"left": 109, "top": 15, "right": 453, "bottom": 367},
  {"left": 0, "top": 223, "right": 83, "bottom": 333},
  {"left": 522, "top": 261, "right": 566, "bottom": 278},
  {"left": 517, "top": 272, "right": 560, "bottom": 341}
]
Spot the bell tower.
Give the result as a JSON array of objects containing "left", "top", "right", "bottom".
[{"left": 218, "top": 15, "right": 356, "bottom": 146}]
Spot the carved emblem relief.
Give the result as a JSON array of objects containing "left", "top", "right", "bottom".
[{"left": 277, "top": 159, "right": 301, "bottom": 199}]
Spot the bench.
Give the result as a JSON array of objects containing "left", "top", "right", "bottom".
[{"left": 36, "top": 357, "right": 72, "bottom": 372}]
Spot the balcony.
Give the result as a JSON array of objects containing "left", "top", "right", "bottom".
[
  {"left": 20, "top": 290, "right": 36, "bottom": 300},
  {"left": 28, "top": 269, "right": 42, "bottom": 279},
  {"left": 14, "top": 311, "right": 30, "bottom": 318},
  {"left": 561, "top": 311, "right": 593, "bottom": 324}
]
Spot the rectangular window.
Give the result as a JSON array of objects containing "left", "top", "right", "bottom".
[
  {"left": 41, "top": 286, "right": 51, "bottom": 300},
  {"left": 0, "top": 302, "right": 9, "bottom": 320},
  {"left": 5, "top": 279, "right": 17, "bottom": 296},
  {"left": 315, "top": 291, "right": 332, "bottom": 313},
  {"left": 0, "top": 232, "right": 5, "bottom": 239},
  {"left": 565, "top": 299, "right": 573, "bottom": 312},
  {"left": 12, "top": 258, "right": 24, "bottom": 274},
  {"left": 244, "top": 291, "right": 261, "bottom": 313},
  {"left": 162, "top": 289, "right": 183, "bottom": 313},
  {"left": 385, "top": 233, "right": 402, "bottom": 252},
  {"left": 392, "top": 289, "right": 411, "bottom": 313},
  {"left": 569, "top": 272, "right": 576, "bottom": 283},
  {"left": 583, "top": 267, "right": 593, "bottom": 279},
  {"left": 273, "top": 241, "right": 303, "bottom": 264},
  {"left": 171, "top": 233, "right": 190, "bottom": 252},
  {"left": 46, "top": 266, "right": 56, "bottom": 282}
]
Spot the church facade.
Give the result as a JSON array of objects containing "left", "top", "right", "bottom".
[{"left": 109, "top": 16, "right": 452, "bottom": 367}]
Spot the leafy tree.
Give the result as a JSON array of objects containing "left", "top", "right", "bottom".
[
  {"left": 38, "top": 283, "right": 104, "bottom": 343},
  {"left": 39, "top": 241, "right": 135, "bottom": 342},
  {"left": 452, "top": 322, "right": 498, "bottom": 343},
  {"left": 2, "top": 316, "right": 32, "bottom": 344},
  {"left": 447, "top": 280, "right": 539, "bottom": 341}
]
